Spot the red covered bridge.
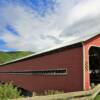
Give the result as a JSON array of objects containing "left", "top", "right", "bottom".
[{"left": 0, "top": 33, "right": 99, "bottom": 93}]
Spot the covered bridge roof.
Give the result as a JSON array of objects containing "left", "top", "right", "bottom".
[{"left": 0, "top": 33, "right": 99, "bottom": 66}]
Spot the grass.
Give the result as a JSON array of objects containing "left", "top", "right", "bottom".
[
  {"left": 94, "top": 95, "right": 100, "bottom": 100},
  {"left": 0, "top": 51, "right": 33, "bottom": 64}
]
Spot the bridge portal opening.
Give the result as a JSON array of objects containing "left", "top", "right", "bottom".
[{"left": 89, "top": 46, "right": 100, "bottom": 85}]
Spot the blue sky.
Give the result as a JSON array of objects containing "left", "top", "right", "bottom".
[{"left": 0, "top": 0, "right": 100, "bottom": 52}]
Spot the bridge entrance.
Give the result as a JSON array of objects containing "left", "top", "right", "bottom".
[{"left": 89, "top": 46, "right": 100, "bottom": 85}]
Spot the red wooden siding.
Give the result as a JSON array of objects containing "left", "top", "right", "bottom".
[
  {"left": 0, "top": 44, "right": 83, "bottom": 93},
  {"left": 83, "top": 34, "right": 100, "bottom": 90}
]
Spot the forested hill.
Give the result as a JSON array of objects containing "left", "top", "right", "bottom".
[{"left": 0, "top": 51, "right": 33, "bottom": 64}]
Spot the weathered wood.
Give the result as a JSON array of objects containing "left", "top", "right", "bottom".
[{"left": 11, "top": 84, "right": 100, "bottom": 100}]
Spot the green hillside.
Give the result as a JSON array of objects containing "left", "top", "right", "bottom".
[{"left": 0, "top": 51, "right": 33, "bottom": 64}]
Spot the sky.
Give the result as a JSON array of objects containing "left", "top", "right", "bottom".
[{"left": 0, "top": 0, "right": 100, "bottom": 52}]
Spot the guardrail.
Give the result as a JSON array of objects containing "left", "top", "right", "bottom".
[{"left": 11, "top": 84, "right": 100, "bottom": 100}]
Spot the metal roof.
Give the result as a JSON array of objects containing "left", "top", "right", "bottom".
[{"left": 0, "top": 33, "right": 99, "bottom": 66}]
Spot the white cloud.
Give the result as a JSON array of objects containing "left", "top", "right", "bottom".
[
  {"left": 62, "top": 0, "right": 100, "bottom": 37},
  {"left": 0, "top": 0, "right": 100, "bottom": 52},
  {"left": 0, "top": 3, "right": 61, "bottom": 51}
]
